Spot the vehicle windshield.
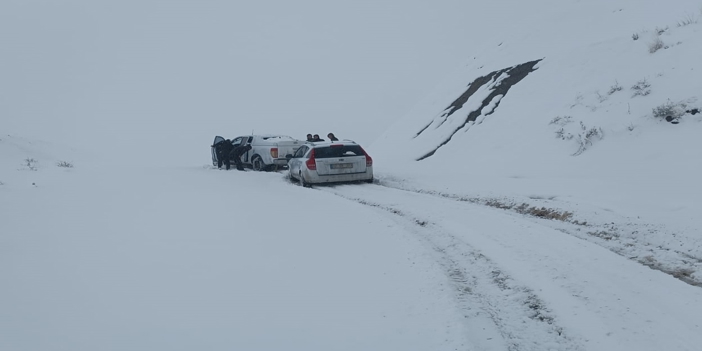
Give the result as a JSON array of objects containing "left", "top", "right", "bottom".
[{"left": 314, "top": 145, "right": 364, "bottom": 158}]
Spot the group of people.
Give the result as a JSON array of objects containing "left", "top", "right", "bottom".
[
  {"left": 306, "top": 133, "right": 339, "bottom": 142},
  {"left": 211, "top": 140, "right": 252, "bottom": 171}
]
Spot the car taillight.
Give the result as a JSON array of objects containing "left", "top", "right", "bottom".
[
  {"left": 360, "top": 146, "right": 372, "bottom": 167},
  {"left": 270, "top": 148, "right": 278, "bottom": 159},
  {"left": 306, "top": 149, "right": 316, "bottom": 170}
]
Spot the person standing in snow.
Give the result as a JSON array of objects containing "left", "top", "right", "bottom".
[
  {"left": 231, "top": 144, "right": 252, "bottom": 171},
  {"left": 212, "top": 139, "right": 231, "bottom": 169},
  {"left": 212, "top": 140, "right": 223, "bottom": 166},
  {"left": 218, "top": 139, "right": 234, "bottom": 170}
]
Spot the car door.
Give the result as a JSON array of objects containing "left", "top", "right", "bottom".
[
  {"left": 243, "top": 136, "right": 254, "bottom": 163},
  {"left": 211, "top": 136, "right": 225, "bottom": 165},
  {"left": 289, "top": 145, "right": 307, "bottom": 176},
  {"left": 231, "top": 137, "right": 244, "bottom": 148}
]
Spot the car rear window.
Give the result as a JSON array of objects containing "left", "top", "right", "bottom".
[{"left": 314, "top": 145, "right": 364, "bottom": 158}]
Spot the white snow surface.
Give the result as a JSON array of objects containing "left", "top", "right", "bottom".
[{"left": 3, "top": 1, "right": 702, "bottom": 350}]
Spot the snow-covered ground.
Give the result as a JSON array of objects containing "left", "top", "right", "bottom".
[
  {"left": 1, "top": 137, "right": 469, "bottom": 350},
  {"left": 4, "top": 135, "right": 702, "bottom": 351},
  {"left": 3, "top": 0, "right": 702, "bottom": 350}
]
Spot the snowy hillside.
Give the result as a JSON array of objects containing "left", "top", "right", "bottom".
[
  {"left": 3, "top": 1, "right": 702, "bottom": 350},
  {"left": 372, "top": 0, "right": 702, "bottom": 286}
]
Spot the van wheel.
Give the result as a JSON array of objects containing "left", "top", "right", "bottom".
[{"left": 252, "top": 157, "right": 265, "bottom": 172}]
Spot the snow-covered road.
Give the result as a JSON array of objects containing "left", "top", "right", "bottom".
[
  {"left": 323, "top": 182, "right": 702, "bottom": 350},
  {"left": 2, "top": 157, "right": 702, "bottom": 350}
]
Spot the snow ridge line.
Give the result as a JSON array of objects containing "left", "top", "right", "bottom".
[
  {"left": 373, "top": 179, "right": 702, "bottom": 287},
  {"left": 325, "top": 189, "right": 585, "bottom": 351}
]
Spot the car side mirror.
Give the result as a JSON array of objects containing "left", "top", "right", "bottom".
[{"left": 285, "top": 154, "right": 293, "bottom": 160}]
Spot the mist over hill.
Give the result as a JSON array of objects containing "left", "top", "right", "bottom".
[
  {"left": 1, "top": 0, "right": 481, "bottom": 165},
  {"left": 3, "top": 2, "right": 702, "bottom": 350}
]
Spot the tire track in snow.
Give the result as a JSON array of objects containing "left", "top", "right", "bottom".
[
  {"left": 319, "top": 182, "right": 702, "bottom": 351},
  {"left": 322, "top": 185, "right": 585, "bottom": 351},
  {"left": 372, "top": 177, "right": 702, "bottom": 287}
]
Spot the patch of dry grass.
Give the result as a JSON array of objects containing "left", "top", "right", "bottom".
[{"left": 483, "top": 200, "right": 574, "bottom": 222}]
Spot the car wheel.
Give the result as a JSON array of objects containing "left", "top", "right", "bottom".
[
  {"left": 300, "top": 172, "right": 312, "bottom": 188},
  {"left": 364, "top": 177, "right": 374, "bottom": 184},
  {"left": 252, "top": 156, "right": 265, "bottom": 172}
]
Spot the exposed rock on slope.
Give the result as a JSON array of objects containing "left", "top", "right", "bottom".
[{"left": 416, "top": 59, "right": 542, "bottom": 160}]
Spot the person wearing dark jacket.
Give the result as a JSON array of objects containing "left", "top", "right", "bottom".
[
  {"left": 211, "top": 139, "right": 231, "bottom": 169},
  {"left": 218, "top": 140, "right": 235, "bottom": 170},
  {"left": 312, "top": 134, "right": 325, "bottom": 142},
  {"left": 212, "top": 140, "right": 223, "bottom": 167},
  {"left": 327, "top": 133, "right": 339, "bottom": 142},
  {"left": 231, "top": 144, "right": 252, "bottom": 171},
  {"left": 306, "top": 134, "right": 314, "bottom": 142}
]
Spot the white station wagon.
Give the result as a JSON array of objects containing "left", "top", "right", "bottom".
[{"left": 286, "top": 140, "right": 374, "bottom": 187}]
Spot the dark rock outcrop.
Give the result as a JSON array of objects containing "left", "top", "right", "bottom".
[{"left": 416, "top": 59, "right": 542, "bottom": 161}]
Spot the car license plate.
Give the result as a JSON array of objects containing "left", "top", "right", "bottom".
[{"left": 330, "top": 163, "right": 353, "bottom": 169}]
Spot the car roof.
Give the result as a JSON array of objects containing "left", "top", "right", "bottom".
[
  {"left": 306, "top": 140, "right": 359, "bottom": 147},
  {"left": 233, "top": 135, "right": 301, "bottom": 142},
  {"left": 242, "top": 134, "right": 295, "bottom": 139}
]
